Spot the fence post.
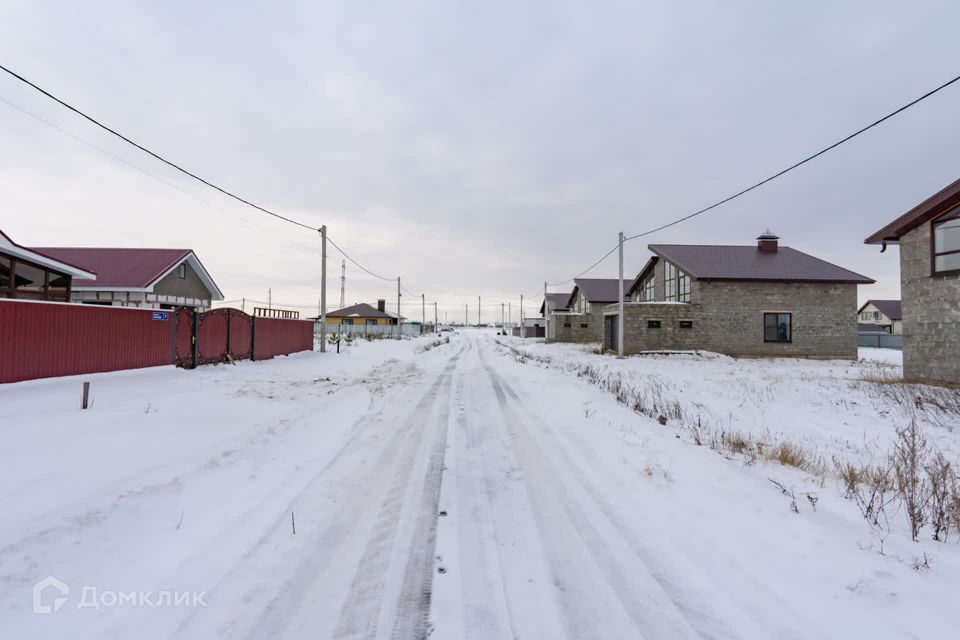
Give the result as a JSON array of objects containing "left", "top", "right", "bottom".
[
  {"left": 226, "top": 309, "right": 232, "bottom": 361},
  {"left": 191, "top": 311, "right": 199, "bottom": 369},
  {"left": 251, "top": 317, "right": 257, "bottom": 361}
]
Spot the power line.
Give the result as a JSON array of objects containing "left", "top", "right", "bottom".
[
  {"left": 531, "top": 70, "right": 960, "bottom": 294},
  {"left": 325, "top": 234, "right": 396, "bottom": 282},
  {"left": 0, "top": 95, "right": 324, "bottom": 256},
  {"left": 624, "top": 71, "right": 960, "bottom": 242},
  {"left": 0, "top": 62, "right": 318, "bottom": 231}
]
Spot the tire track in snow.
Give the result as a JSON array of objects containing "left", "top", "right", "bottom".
[
  {"left": 332, "top": 352, "right": 458, "bottom": 640},
  {"left": 488, "top": 343, "right": 830, "bottom": 639},
  {"left": 481, "top": 349, "right": 703, "bottom": 640}
]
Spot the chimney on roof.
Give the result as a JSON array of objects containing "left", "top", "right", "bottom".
[
  {"left": 757, "top": 230, "right": 779, "bottom": 252},
  {"left": 377, "top": 299, "right": 386, "bottom": 312}
]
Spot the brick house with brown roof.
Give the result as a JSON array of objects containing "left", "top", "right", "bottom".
[
  {"left": 547, "top": 279, "right": 627, "bottom": 343},
  {"left": 602, "top": 232, "right": 874, "bottom": 358},
  {"left": 866, "top": 177, "right": 960, "bottom": 384}
]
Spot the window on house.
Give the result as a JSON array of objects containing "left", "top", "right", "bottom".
[
  {"left": 580, "top": 323, "right": 589, "bottom": 328},
  {"left": 342, "top": 318, "right": 354, "bottom": 325},
  {"left": 664, "top": 262, "right": 677, "bottom": 301},
  {"left": 13, "top": 260, "right": 46, "bottom": 299},
  {"left": 366, "top": 319, "right": 377, "bottom": 326},
  {"left": 933, "top": 207, "right": 960, "bottom": 274},
  {"left": 643, "top": 274, "right": 655, "bottom": 301},
  {"left": 647, "top": 319, "right": 661, "bottom": 328},
  {"left": 0, "top": 255, "right": 10, "bottom": 294},
  {"left": 763, "top": 313, "right": 792, "bottom": 342},
  {"left": 178, "top": 263, "right": 187, "bottom": 279},
  {"left": 679, "top": 320, "right": 693, "bottom": 329},
  {"left": 564, "top": 322, "right": 572, "bottom": 328},
  {"left": 678, "top": 272, "right": 690, "bottom": 303}
]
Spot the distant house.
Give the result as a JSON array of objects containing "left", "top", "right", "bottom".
[
  {"left": 865, "top": 177, "right": 960, "bottom": 384},
  {"left": 603, "top": 232, "right": 874, "bottom": 358},
  {"left": 548, "top": 279, "right": 627, "bottom": 342},
  {"left": 32, "top": 246, "right": 223, "bottom": 311},
  {"left": 0, "top": 229, "right": 95, "bottom": 302},
  {"left": 516, "top": 317, "right": 546, "bottom": 338},
  {"left": 857, "top": 300, "right": 902, "bottom": 334},
  {"left": 539, "top": 292, "right": 570, "bottom": 317},
  {"left": 325, "top": 300, "right": 398, "bottom": 327}
]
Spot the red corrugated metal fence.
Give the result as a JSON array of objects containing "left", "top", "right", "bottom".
[
  {"left": 0, "top": 300, "right": 174, "bottom": 383},
  {"left": 253, "top": 317, "right": 315, "bottom": 360},
  {"left": 0, "top": 300, "right": 314, "bottom": 384}
]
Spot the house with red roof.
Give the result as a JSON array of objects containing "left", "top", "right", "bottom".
[
  {"left": 602, "top": 231, "right": 874, "bottom": 359},
  {"left": 30, "top": 245, "right": 224, "bottom": 311},
  {"left": 1, "top": 229, "right": 96, "bottom": 302}
]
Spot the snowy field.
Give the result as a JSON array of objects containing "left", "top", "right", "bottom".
[{"left": 1, "top": 330, "right": 958, "bottom": 639}]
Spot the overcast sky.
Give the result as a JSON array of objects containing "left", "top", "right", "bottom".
[{"left": 1, "top": 1, "right": 958, "bottom": 322}]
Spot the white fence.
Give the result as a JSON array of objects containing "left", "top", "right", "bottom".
[{"left": 314, "top": 322, "right": 435, "bottom": 338}]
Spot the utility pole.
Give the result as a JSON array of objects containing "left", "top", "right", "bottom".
[
  {"left": 320, "top": 226, "right": 327, "bottom": 353},
  {"left": 508, "top": 301, "right": 511, "bottom": 327},
  {"left": 501, "top": 302, "right": 504, "bottom": 328},
  {"left": 465, "top": 304, "right": 468, "bottom": 326},
  {"left": 434, "top": 301, "right": 438, "bottom": 329},
  {"left": 339, "top": 259, "right": 346, "bottom": 309},
  {"left": 520, "top": 294, "right": 524, "bottom": 338},
  {"left": 543, "top": 281, "right": 548, "bottom": 343},
  {"left": 397, "top": 277, "right": 402, "bottom": 339},
  {"left": 421, "top": 293, "right": 425, "bottom": 335},
  {"left": 617, "top": 231, "right": 625, "bottom": 358},
  {"left": 478, "top": 296, "right": 481, "bottom": 326},
  {"left": 241, "top": 297, "right": 245, "bottom": 313},
  {"left": 268, "top": 288, "right": 272, "bottom": 310}
]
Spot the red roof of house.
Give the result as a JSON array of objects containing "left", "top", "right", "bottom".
[
  {"left": 648, "top": 244, "right": 874, "bottom": 284},
  {"left": 31, "top": 247, "right": 193, "bottom": 288}
]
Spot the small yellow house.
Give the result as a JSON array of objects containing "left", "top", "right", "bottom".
[{"left": 325, "top": 300, "right": 397, "bottom": 326}]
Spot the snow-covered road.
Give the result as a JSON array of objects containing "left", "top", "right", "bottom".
[{"left": 2, "top": 331, "right": 957, "bottom": 639}]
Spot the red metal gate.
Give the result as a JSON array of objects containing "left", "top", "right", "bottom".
[
  {"left": 176, "top": 307, "right": 256, "bottom": 368},
  {"left": 174, "top": 307, "right": 196, "bottom": 368}
]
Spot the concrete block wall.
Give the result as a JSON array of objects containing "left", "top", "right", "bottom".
[
  {"left": 696, "top": 281, "right": 858, "bottom": 358},
  {"left": 548, "top": 309, "right": 604, "bottom": 342},
  {"left": 900, "top": 224, "right": 960, "bottom": 383},
  {"left": 604, "top": 303, "right": 702, "bottom": 352},
  {"left": 606, "top": 281, "right": 859, "bottom": 358}
]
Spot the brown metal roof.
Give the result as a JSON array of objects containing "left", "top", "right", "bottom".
[
  {"left": 865, "top": 176, "right": 960, "bottom": 244},
  {"left": 858, "top": 299, "right": 902, "bottom": 320},
  {"left": 648, "top": 244, "right": 874, "bottom": 284},
  {"left": 571, "top": 278, "right": 630, "bottom": 303},
  {"left": 326, "top": 302, "right": 395, "bottom": 319},
  {"left": 539, "top": 293, "right": 570, "bottom": 314}
]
